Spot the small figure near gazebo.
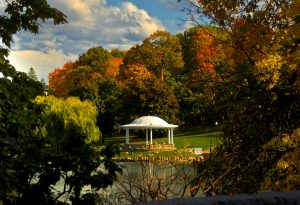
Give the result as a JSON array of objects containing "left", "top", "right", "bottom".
[{"left": 120, "top": 116, "right": 178, "bottom": 151}]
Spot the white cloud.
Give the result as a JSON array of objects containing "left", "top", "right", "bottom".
[
  {"left": 7, "top": 50, "right": 77, "bottom": 81},
  {"left": 9, "top": 0, "right": 165, "bottom": 81},
  {"left": 12, "top": 0, "right": 165, "bottom": 53}
]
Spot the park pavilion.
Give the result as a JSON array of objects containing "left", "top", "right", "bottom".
[{"left": 120, "top": 116, "right": 178, "bottom": 151}]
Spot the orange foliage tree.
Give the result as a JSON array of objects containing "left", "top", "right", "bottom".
[
  {"left": 103, "top": 57, "right": 123, "bottom": 78},
  {"left": 118, "top": 63, "right": 153, "bottom": 82},
  {"left": 191, "top": 28, "right": 223, "bottom": 74},
  {"left": 187, "top": 27, "right": 226, "bottom": 90},
  {"left": 48, "top": 62, "right": 75, "bottom": 98},
  {"left": 48, "top": 62, "right": 103, "bottom": 99}
]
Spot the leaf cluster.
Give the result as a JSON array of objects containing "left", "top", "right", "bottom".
[{"left": 0, "top": 0, "right": 67, "bottom": 56}]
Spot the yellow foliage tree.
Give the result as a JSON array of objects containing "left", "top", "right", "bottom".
[
  {"left": 34, "top": 95, "right": 101, "bottom": 143},
  {"left": 254, "top": 54, "right": 283, "bottom": 89}
]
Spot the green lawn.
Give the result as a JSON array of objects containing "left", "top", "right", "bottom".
[{"left": 105, "top": 126, "right": 222, "bottom": 151}]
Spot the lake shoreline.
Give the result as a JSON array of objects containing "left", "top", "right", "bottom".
[{"left": 112, "top": 153, "right": 209, "bottom": 163}]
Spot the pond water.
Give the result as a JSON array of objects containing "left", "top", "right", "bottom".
[
  {"left": 97, "top": 161, "right": 201, "bottom": 204},
  {"left": 54, "top": 161, "right": 200, "bottom": 205}
]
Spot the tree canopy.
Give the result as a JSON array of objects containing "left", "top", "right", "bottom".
[
  {"left": 181, "top": 0, "right": 300, "bottom": 195},
  {"left": 123, "top": 30, "right": 184, "bottom": 81},
  {"left": 77, "top": 46, "right": 112, "bottom": 72}
]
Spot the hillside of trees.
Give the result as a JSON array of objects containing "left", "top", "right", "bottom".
[{"left": 48, "top": 27, "right": 225, "bottom": 135}]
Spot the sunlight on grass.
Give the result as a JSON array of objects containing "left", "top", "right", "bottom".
[{"left": 105, "top": 126, "right": 222, "bottom": 151}]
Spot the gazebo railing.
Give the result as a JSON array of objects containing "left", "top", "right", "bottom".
[
  {"left": 124, "top": 144, "right": 175, "bottom": 152},
  {"left": 148, "top": 144, "right": 175, "bottom": 150}
]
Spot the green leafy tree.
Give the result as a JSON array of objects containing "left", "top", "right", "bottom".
[
  {"left": 77, "top": 46, "right": 112, "bottom": 73},
  {"left": 31, "top": 96, "right": 120, "bottom": 204},
  {"left": 0, "top": 1, "right": 66, "bottom": 201},
  {"left": 95, "top": 78, "right": 123, "bottom": 138},
  {"left": 0, "top": 1, "right": 120, "bottom": 204},
  {"left": 0, "top": 66, "right": 45, "bottom": 203},
  {"left": 110, "top": 48, "right": 126, "bottom": 58},
  {"left": 0, "top": 88, "right": 120, "bottom": 204}
]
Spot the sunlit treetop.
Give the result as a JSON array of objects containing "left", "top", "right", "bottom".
[{"left": 34, "top": 95, "right": 101, "bottom": 143}]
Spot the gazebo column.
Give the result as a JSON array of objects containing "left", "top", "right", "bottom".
[
  {"left": 125, "top": 128, "right": 129, "bottom": 144},
  {"left": 168, "top": 129, "right": 171, "bottom": 144},
  {"left": 171, "top": 128, "right": 174, "bottom": 144},
  {"left": 150, "top": 128, "right": 153, "bottom": 145},
  {"left": 146, "top": 129, "right": 148, "bottom": 144}
]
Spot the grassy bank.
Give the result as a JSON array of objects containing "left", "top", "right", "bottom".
[{"left": 105, "top": 125, "right": 222, "bottom": 151}]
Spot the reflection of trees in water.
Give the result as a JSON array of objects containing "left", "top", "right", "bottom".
[{"left": 112, "top": 161, "right": 197, "bottom": 204}]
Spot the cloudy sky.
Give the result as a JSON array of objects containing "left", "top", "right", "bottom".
[{"left": 6, "top": 0, "right": 189, "bottom": 81}]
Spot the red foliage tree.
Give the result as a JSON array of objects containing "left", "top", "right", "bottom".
[{"left": 48, "top": 62, "right": 75, "bottom": 98}]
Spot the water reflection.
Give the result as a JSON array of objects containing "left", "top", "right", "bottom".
[
  {"left": 98, "top": 161, "right": 200, "bottom": 204},
  {"left": 53, "top": 161, "right": 200, "bottom": 205}
]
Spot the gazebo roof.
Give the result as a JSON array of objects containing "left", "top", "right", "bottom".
[{"left": 120, "top": 116, "right": 178, "bottom": 129}]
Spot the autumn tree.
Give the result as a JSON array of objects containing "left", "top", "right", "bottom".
[
  {"left": 123, "top": 30, "right": 184, "bottom": 81},
  {"left": 77, "top": 46, "right": 112, "bottom": 73},
  {"left": 120, "top": 31, "right": 184, "bottom": 125},
  {"left": 183, "top": 0, "right": 300, "bottom": 195},
  {"left": 178, "top": 26, "right": 227, "bottom": 125},
  {"left": 119, "top": 63, "right": 152, "bottom": 81},
  {"left": 48, "top": 47, "right": 125, "bottom": 137},
  {"left": 181, "top": 26, "right": 226, "bottom": 77},
  {"left": 48, "top": 61, "right": 75, "bottom": 98},
  {"left": 103, "top": 57, "right": 123, "bottom": 78},
  {"left": 49, "top": 62, "right": 102, "bottom": 100},
  {"left": 120, "top": 63, "right": 179, "bottom": 124},
  {"left": 66, "top": 65, "right": 102, "bottom": 100}
]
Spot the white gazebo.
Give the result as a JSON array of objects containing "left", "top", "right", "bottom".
[{"left": 120, "top": 116, "right": 178, "bottom": 150}]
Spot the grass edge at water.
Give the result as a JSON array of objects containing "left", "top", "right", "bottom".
[{"left": 105, "top": 125, "right": 222, "bottom": 151}]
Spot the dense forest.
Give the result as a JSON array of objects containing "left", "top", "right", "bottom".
[{"left": 0, "top": 0, "right": 300, "bottom": 204}]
